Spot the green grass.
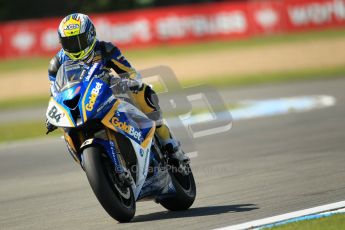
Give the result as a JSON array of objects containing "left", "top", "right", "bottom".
[
  {"left": 1, "top": 28, "right": 345, "bottom": 73},
  {"left": 0, "top": 121, "right": 60, "bottom": 143},
  {"left": 0, "top": 96, "right": 48, "bottom": 110},
  {"left": 0, "top": 57, "right": 50, "bottom": 73},
  {"left": 266, "top": 214, "right": 345, "bottom": 230}
]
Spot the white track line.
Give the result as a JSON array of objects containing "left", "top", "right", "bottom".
[{"left": 214, "top": 200, "right": 345, "bottom": 230}]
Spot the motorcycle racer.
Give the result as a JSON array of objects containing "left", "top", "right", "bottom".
[{"left": 47, "top": 13, "right": 188, "bottom": 162}]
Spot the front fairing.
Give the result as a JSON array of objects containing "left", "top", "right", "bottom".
[{"left": 46, "top": 77, "right": 114, "bottom": 128}]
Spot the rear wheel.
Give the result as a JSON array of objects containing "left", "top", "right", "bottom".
[
  {"left": 160, "top": 164, "right": 196, "bottom": 211},
  {"left": 82, "top": 146, "right": 135, "bottom": 222}
]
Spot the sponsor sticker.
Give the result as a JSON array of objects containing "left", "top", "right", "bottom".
[
  {"left": 85, "top": 63, "right": 98, "bottom": 81},
  {"left": 86, "top": 82, "right": 103, "bottom": 111},
  {"left": 111, "top": 117, "right": 142, "bottom": 142},
  {"left": 65, "top": 24, "right": 80, "bottom": 30}
]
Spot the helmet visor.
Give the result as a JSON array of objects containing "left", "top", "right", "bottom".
[{"left": 60, "top": 32, "right": 88, "bottom": 53}]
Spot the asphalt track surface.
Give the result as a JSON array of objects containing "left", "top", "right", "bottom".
[{"left": 1, "top": 78, "right": 345, "bottom": 230}]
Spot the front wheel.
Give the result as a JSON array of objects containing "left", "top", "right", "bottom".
[
  {"left": 82, "top": 146, "right": 135, "bottom": 222},
  {"left": 160, "top": 164, "right": 196, "bottom": 211}
]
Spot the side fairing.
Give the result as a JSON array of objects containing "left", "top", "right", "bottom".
[
  {"left": 130, "top": 139, "right": 152, "bottom": 199},
  {"left": 101, "top": 99, "right": 155, "bottom": 148}
]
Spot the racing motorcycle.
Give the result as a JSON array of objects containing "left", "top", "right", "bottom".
[{"left": 46, "top": 62, "right": 196, "bottom": 222}]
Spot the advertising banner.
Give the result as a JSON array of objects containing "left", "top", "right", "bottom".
[{"left": 0, "top": 0, "right": 344, "bottom": 58}]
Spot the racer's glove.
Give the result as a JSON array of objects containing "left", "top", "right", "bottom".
[
  {"left": 46, "top": 119, "right": 57, "bottom": 135},
  {"left": 111, "top": 78, "right": 140, "bottom": 94}
]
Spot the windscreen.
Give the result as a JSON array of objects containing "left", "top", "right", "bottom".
[{"left": 55, "top": 62, "right": 87, "bottom": 92}]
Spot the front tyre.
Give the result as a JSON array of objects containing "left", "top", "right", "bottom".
[
  {"left": 82, "top": 146, "right": 135, "bottom": 222},
  {"left": 160, "top": 164, "right": 196, "bottom": 211}
]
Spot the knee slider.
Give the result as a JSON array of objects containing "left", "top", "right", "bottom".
[{"left": 144, "top": 86, "right": 162, "bottom": 122}]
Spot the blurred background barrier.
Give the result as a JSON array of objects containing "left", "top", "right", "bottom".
[{"left": 1, "top": 0, "right": 345, "bottom": 59}]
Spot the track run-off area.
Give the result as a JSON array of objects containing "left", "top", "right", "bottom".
[{"left": 0, "top": 78, "right": 344, "bottom": 230}]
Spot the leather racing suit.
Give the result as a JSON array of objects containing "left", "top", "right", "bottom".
[{"left": 48, "top": 40, "right": 172, "bottom": 148}]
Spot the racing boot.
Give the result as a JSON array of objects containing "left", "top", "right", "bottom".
[
  {"left": 156, "top": 123, "right": 190, "bottom": 163},
  {"left": 129, "top": 84, "right": 189, "bottom": 163}
]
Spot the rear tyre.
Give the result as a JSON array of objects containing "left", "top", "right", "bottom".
[
  {"left": 160, "top": 164, "right": 196, "bottom": 211},
  {"left": 82, "top": 146, "right": 135, "bottom": 222}
]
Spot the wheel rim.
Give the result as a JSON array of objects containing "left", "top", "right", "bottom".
[
  {"left": 114, "top": 183, "right": 131, "bottom": 200},
  {"left": 171, "top": 164, "right": 193, "bottom": 193},
  {"left": 101, "top": 154, "right": 133, "bottom": 208}
]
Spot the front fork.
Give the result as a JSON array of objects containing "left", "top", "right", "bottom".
[
  {"left": 104, "top": 128, "right": 134, "bottom": 186},
  {"left": 63, "top": 128, "right": 134, "bottom": 186}
]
